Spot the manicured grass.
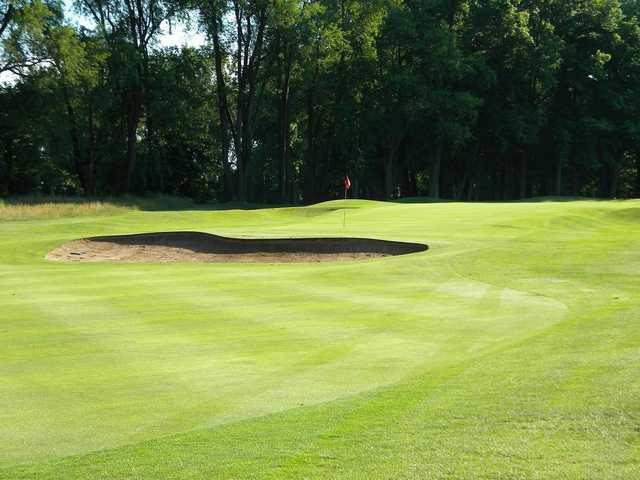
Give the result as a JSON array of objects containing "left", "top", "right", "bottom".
[{"left": 1, "top": 198, "right": 639, "bottom": 479}]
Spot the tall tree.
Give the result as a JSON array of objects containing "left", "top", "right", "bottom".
[
  {"left": 76, "top": 0, "right": 179, "bottom": 192},
  {"left": 200, "top": 0, "right": 269, "bottom": 202}
]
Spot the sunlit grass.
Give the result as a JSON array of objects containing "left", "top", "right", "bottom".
[{"left": 0, "top": 198, "right": 638, "bottom": 479}]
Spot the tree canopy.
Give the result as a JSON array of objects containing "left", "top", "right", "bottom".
[{"left": 1, "top": 0, "right": 639, "bottom": 200}]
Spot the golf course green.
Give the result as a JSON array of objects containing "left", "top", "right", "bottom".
[{"left": 1, "top": 198, "right": 639, "bottom": 479}]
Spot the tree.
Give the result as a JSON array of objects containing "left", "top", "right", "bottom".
[
  {"left": 76, "top": 0, "right": 180, "bottom": 192},
  {"left": 1, "top": 0, "right": 53, "bottom": 77},
  {"left": 2, "top": 0, "right": 640, "bottom": 201},
  {"left": 200, "top": 0, "right": 270, "bottom": 202}
]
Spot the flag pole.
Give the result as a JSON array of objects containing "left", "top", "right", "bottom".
[
  {"left": 342, "top": 175, "right": 350, "bottom": 229},
  {"left": 343, "top": 187, "right": 346, "bottom": 229}
]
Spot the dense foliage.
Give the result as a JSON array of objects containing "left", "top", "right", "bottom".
[{"left": 1, "top": 0, "right": 639, "bottom": 201}]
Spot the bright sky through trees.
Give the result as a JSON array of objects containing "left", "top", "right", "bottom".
[
  {"left": 0, "top": 0, "right": 205, "bottom": 83},
  {"left": 63, "top": 0, "right": 206, "bottom": 48}
]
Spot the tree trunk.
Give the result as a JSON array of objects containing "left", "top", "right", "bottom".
[
  {"left": 430, "top": 141, "right": 442, "bottom": 199},
  {"left": 402, "top": 164, "right": 417, "bottom": 198},
  {"left": 227, "top": 4, "right": 267, "bottom": 203},
  {"left": 1, "top": 138, "right": 12, "bottom": 195},
  {"left": 211, "top": 15, "right": 233, "bottom": 201},
  {"left": 219, "top": 116, "right": 232, "bottom": 201},
  {"left": 140, "top": 50, "right": 163, "bottom": 192},
  {"left": 279, "top": 48, "right": 292, "bottom": 202},
  {"left": 519, "top": 155, "right": 527, "bottom": 199},
  {"left": 304, "top": 88, "right": 317, "bottom": 203},
  {"left": 61, "top": 82, "right": 87, "bottom": 194},
  {"left": 87, "top": 98, "right": 97, "bottom": 195},
  {"left": 384, "top": 147, "right": 395, "bottom": 199},
  {"left": 555, "top": 157, "right": 563, "bottom": 196},
  {"left": 596, "top": 144, "right": 616, "bottom": 198},
  {"left": 124, "top": 93, "right": 141, "bottom": 193},
  {"left": 609, "top": 160, "right": 618, "bottom": 199},
  {"left": 239, "top": 102, "right": 251, "bottom": 202},
  {"left": 455, "top": 172, "right": 468, "bottom": 200},
  {"left": 144, "top": 96, "right": 160, "bottom": 191}
]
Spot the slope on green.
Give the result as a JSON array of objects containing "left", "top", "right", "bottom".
[{"left": 0, "top": 199, "right": 639, "bottom": 479}]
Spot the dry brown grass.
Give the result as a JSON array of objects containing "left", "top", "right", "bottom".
[{"left": 0, "top": 198, "right": 133, "bottom": 221}]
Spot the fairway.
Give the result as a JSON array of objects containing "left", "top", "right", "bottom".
[{"left": 1, "top": 199, "right": 639, "bottom": 479}]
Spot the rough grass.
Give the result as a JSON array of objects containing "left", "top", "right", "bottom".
[
  {"left": 0, "top": 198, "right": 639, "bottom": 479},
  {"left": 0, "top": 195, "right": 206, "bottom": 221},
  {"left": 0, "top": 198, "right": 129, "bottom": 221}
]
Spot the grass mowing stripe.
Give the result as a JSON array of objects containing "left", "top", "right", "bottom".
[{"left": 0, "top": 198, "right": 638, "bottom": 478}]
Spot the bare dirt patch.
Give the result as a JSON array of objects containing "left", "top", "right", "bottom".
[{"left": 46, "top": 231, "right": 428, "bottom": 263}]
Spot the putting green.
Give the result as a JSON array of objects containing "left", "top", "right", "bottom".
[{"left": 1, "top": 198, "right": 639, "bottom": 479}]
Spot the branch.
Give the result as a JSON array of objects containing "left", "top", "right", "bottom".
[
  {"left": 225, "top": 102, "right": 239, "bottom": 147},
  {"left": 1, "top": 56, "right": 53, "bottom": 76},
  {"left": 247, "top": 7, "right": 267, "bottom": 71},
  {"left": 124, "top": 0, "right": 139, "bottom": 47},
  {"left": 0, "top": 3, "right": 15, "bottom": 38}
]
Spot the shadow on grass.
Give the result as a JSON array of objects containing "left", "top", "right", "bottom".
[
  {"left": 393, "top": 196, "right": 454, "bottom": 204},
  {"left": 515, "top": 196, "right": 601, "bottom": 202},
  {"left": 394, "top": 195, "right": 608, "bottom": 204},
  {"left": 4, "top": 194, "right": 620, "bottom": 214}
]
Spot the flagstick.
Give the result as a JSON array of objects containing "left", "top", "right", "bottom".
[{"left": 343, "top": 188, "right": 346, "bottom": 229}]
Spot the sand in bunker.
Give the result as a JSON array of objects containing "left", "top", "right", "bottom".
[{"left": 46, "top": 231, "right": 428, "bottom": 263}]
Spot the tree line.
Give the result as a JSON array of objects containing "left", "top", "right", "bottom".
[{"left": 1, "top": 0, "right": 639, "bottom": 202}]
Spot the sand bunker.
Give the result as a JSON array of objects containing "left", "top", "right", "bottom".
[{"left": 46, "top": 231, "right": 428, "bottom": 263}]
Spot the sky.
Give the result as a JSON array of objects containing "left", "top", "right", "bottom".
[
  {"left": 157, "top": 20, "right": 207, "bottom": 49},
  {"left": 0, "top": 2, "right": 207, "bottom": 84},
  {"left": 63, "top": 0, "right": 207, "bottom": 49}
]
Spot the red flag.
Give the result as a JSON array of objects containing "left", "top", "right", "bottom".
[{"left": 343, "top": 176, "right": 351, "bottom": 191}]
